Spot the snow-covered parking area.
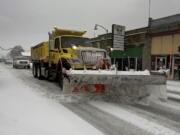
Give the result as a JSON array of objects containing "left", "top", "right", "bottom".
[{"left": 0, "top": 64, "right": 104, "bottom": 135}]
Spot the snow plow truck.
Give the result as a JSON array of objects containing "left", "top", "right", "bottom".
[{"left": 31, "top": 27, "right": 167, "bottom": 103}]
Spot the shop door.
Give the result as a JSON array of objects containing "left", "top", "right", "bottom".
[
  {"left": 174, "top": 57, "right": 180, "bottom": 80},
  {"left": 155, "top": 57, "right": 167, "bottom": 70}
]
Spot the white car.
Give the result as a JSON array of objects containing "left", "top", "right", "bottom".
[{"left": 13, "top": 59, "right": 30, "bottom": 69}]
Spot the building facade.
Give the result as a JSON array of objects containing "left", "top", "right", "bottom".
[
  {"left": 91, "top": 27, "right": 150, "bottom": 71},
  {"left": 91, "top": 14, "right": 180, "bottom": 80},
  {"left": 150, "top": 14, "right": 180, "bottom": 80}
]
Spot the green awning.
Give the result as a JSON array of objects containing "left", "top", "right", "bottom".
[{"left": 110, "top": 46, "right": 143, "bottom": 58}]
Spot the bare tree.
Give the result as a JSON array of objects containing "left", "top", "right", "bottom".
[{"left": 7, "top": 45, "right": 24, "bottom": 59}]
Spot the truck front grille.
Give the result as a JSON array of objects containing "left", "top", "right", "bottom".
[{"left": 81, "top": 51, "right": 105, "bottom": 65}]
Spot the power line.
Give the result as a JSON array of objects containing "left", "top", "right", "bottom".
[{"left": 0, "top": 46, "right": 13, "bottom": 51}]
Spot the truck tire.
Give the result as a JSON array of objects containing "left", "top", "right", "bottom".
[
  {"left": 32, "top": 64, "right": 37, "bottom": 78},
  {"left": 57, "top": 63, "right": 63, "bottom": 90},
  {"left": 44, "top": 69, "right": 49, "bottom": 79},
  {"left": 37, "top": 65, "right": 42, "bottom": 79},
  {"left": 58, "top": 71, "right": 63, "bottom": 90}
]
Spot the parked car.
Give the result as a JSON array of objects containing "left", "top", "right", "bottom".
[
  {"left": 13, "top": 57, "right": 30, "bottom": 69},
  {"left": 5, "top": 59, "right": 13, "bottom": 64}
]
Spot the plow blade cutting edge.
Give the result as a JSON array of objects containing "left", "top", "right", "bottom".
[{"left": 62, "top": 70, "right": 167, "bottom": 104}]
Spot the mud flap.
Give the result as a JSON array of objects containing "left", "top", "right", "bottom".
[{"left": 62, "top": 72, "right": 167, "bottom": 104}]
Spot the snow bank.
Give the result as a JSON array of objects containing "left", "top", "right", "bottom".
[{"left": 0, "top": 64, "right": 104, "bottom": 135}]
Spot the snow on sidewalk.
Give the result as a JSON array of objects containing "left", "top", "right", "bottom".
[
  {"left": 0, "top": 64, "right": 104, "bottom": 135},
  {"left": 90, "top": 101, "right": 179, "bottom": 135}
]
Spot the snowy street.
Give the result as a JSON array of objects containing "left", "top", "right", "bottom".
[
  {"left": 0, "top": 63, "right": 180, "bottom": 135},
  {"left": 0, "top": 64, "right": 104, "bottom": 135},
  {"left": 167, "top": 80, "right": 180, "bottom": 101}
]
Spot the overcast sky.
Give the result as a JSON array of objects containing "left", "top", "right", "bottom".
[{"left": 0, "top": 0, "right": 180, "bottom": 55}]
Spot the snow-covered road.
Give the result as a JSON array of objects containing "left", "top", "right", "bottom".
[
  {"left": 0, "top": 63, "right": 180, "bottom": 135},
  {"left": 167, "top": 80, "right": 180, "bottom": 101},
  {"left": 0, "top": 64, "right": 104, "bottom": 135},
  {"left": 167, "top": 80, "right": 180, "bottom": 92}
]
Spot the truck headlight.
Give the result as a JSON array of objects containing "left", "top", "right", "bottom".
[{"left": 72, "top": 45, "right": 77, "bottom": 50}]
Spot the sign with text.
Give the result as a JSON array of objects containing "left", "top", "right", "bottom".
[{"left": 112, "top": 24, "right": 125, "bottom": 51}]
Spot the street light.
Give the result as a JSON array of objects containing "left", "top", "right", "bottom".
[
  {"left": 94, "top": 24, "right": 109, "bottom": 50},
  {"left": 94, "top": 24, "right": 108, "bottom": 34}
]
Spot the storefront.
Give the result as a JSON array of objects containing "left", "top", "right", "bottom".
[
  {"left": 110, "top": 46, "right": 143, "bottom": 71},
  {"left": 151, "top": 33, "right": 180, "bottom": 80}
]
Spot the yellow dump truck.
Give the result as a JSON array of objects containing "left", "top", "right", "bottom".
[
  {"left": 31, "top": 27, "right": 110, "bottom": 88},
  {"left": 31, "top": 27, "right": 167, "bottom": 103}
]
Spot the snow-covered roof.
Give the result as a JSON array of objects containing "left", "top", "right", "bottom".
[{"left": 21, "top": 51, "right": 31, "bottom": 57}]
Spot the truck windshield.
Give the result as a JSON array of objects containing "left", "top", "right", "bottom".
[{"left": 61, "top": 37, "right": 92, "bottom": 48}]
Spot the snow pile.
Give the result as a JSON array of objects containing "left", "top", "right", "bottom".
[{"left": 0, "top": 64, "right": 104, "bottom": 135}]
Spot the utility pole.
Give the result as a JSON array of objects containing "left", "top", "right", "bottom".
[
  {"left": 146, "top": 0, "right": 152, "bottom": 71},
  {"left": 149, "top": 0, "right": 151, "bottom": 20}
]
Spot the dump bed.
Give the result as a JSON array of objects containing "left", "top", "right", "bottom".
[{"left": 31, "top": 41, "right": 49, "bottom": 62}]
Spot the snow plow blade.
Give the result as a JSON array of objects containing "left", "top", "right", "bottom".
[{"left": 62, "top": 70, "right": 167, "bottom": 104}]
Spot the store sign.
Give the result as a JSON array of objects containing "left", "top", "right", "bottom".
[{"left": 112, "top": 24, "right": 125, "bottom": 51}]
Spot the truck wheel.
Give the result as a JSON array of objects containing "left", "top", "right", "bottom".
[
  {"left": 37, "top": 65, "right": 42, "bottom": 79},
  {"left": 44, "top": 69, "right": 49, "bottom": 79},
  {"left": 32, "top": 64, "right": 37, "bottom": 78},
  {"left": 58, "top": 71, "right": 63, "bottom": 90}
]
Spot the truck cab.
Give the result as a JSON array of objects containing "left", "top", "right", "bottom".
[{"left": 49, "top": 28, "right": 109, "bottom": 70}]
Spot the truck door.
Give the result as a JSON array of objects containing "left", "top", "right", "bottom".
[{"left": 51, "top": 37, "right": 62, "bottom": 64}]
